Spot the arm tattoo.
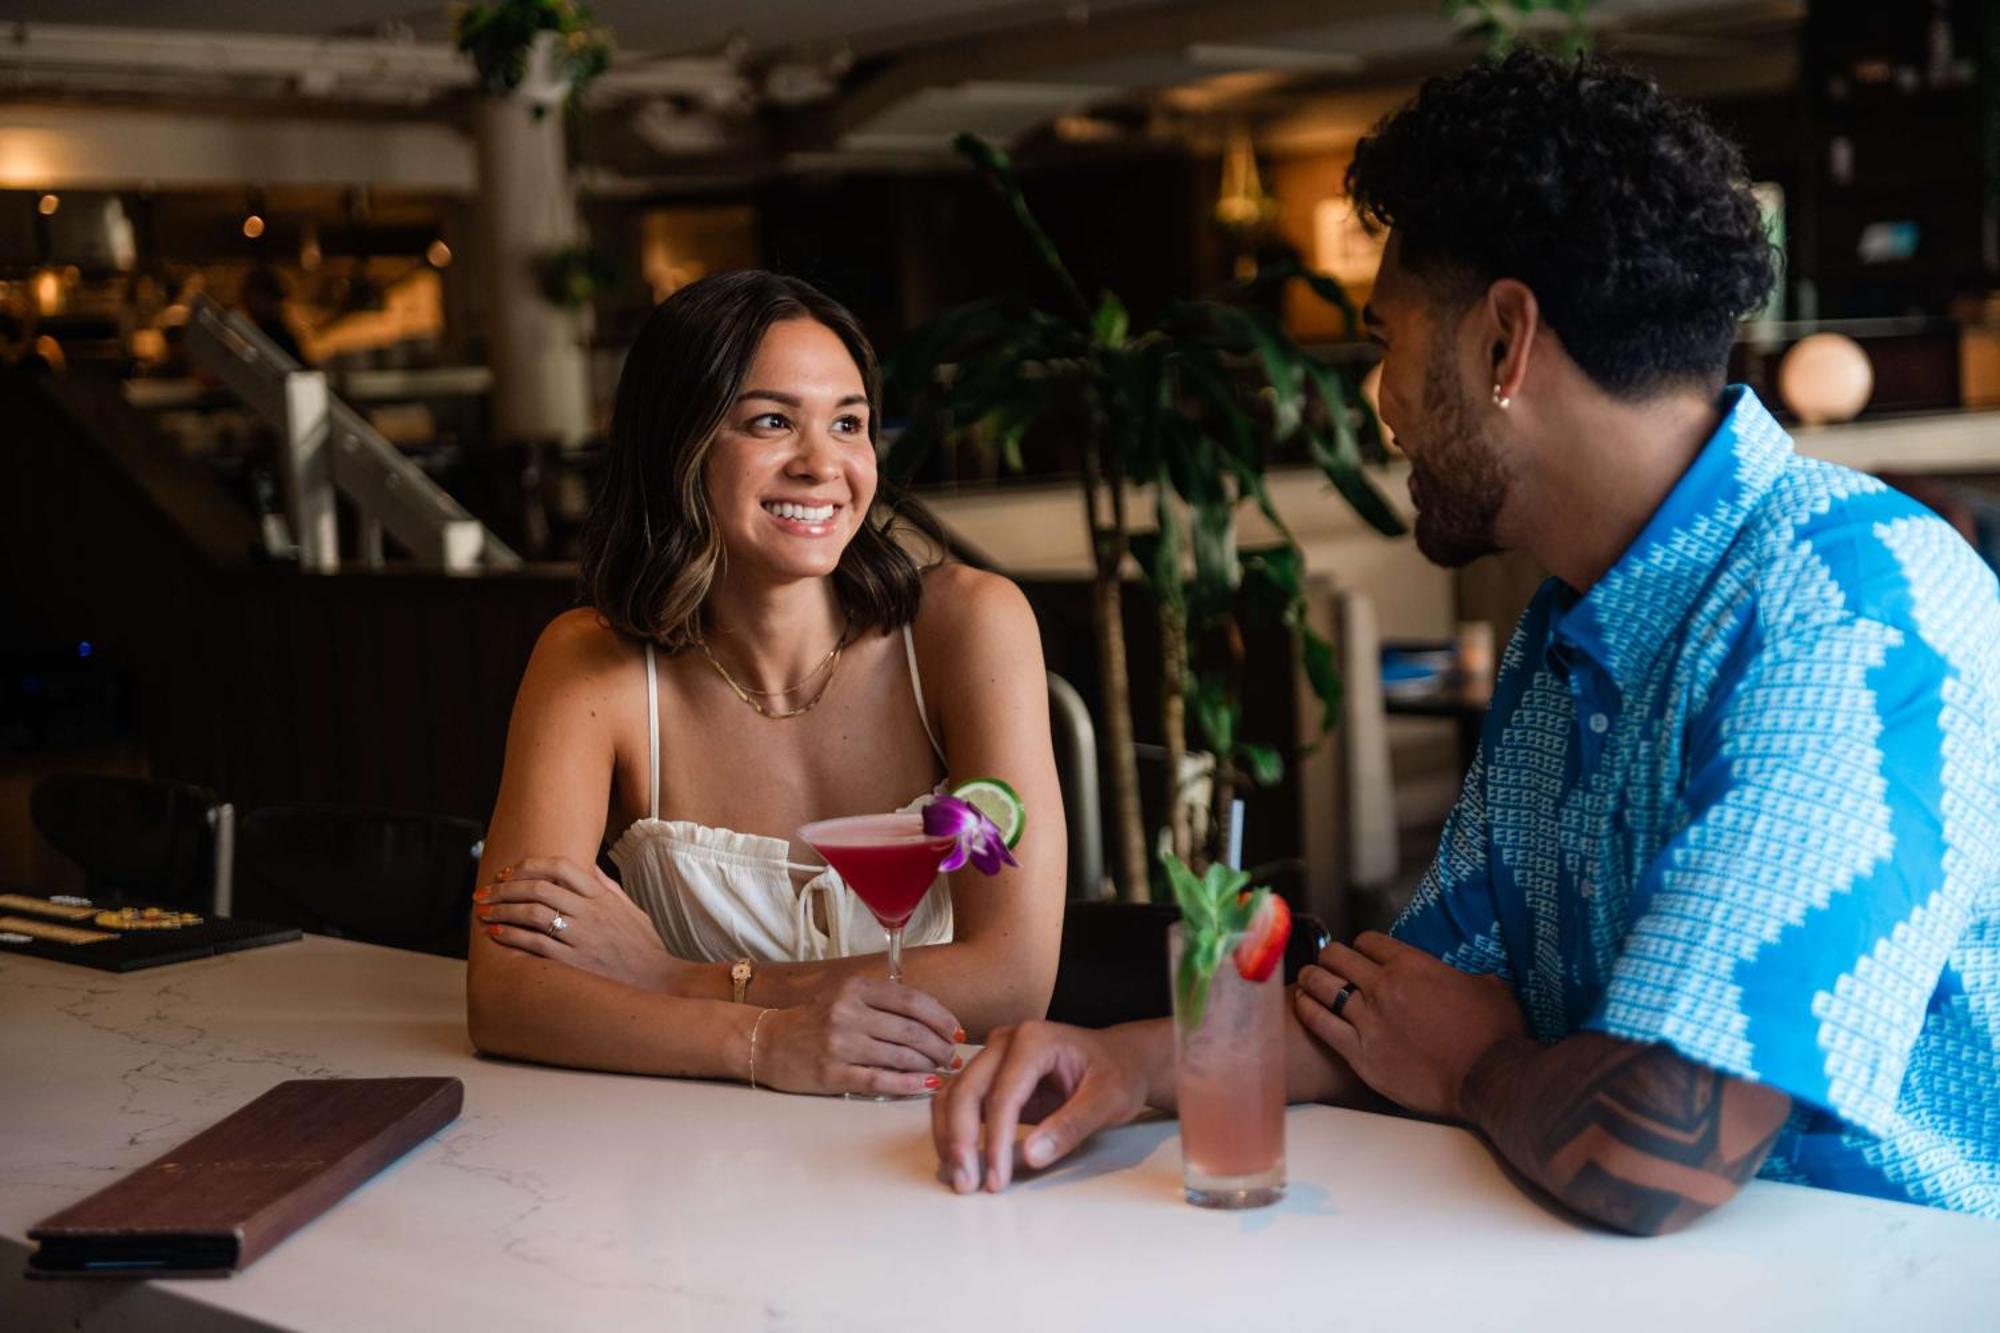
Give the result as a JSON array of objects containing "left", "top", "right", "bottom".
[{"left": 1462, "top": 1033, "right": 1791, "bottom": 1236}]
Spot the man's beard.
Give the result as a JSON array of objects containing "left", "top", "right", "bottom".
[{"left": 1406, "top": 350, "right": 1509, "bottom": 569}]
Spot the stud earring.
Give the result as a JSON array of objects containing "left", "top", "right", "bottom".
[{"left": 1491, "top": 384, "right": 1512, "bottom": 410}]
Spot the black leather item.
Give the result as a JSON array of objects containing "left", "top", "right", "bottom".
[
  {"left": 232, "top": 804, "right": 484, "bottom": 958},
  {"left": 29, "top": 774, "right": 224, "bottom": 911},
  {"left": 1045, "top": 900, "right": 1330, "bottom": 1030}
]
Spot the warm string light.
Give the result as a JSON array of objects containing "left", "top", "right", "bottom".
[
  {"left": 37, "top": 193, "right": 59, "bottom": 216},
  {"left": 31, "top": 268, "right": 62, "bottom": 314},
  {"left": 242, "top": 214, "right": 266, "bottom": 239}
]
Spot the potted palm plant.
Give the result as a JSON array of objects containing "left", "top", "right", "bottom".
[{"left": 887, "top": 134, "right": 1406, "bottom": 899}]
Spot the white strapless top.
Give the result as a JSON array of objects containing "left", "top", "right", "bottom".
[{"left": 607, "top": 626, "right": 954, "bottom": 964}]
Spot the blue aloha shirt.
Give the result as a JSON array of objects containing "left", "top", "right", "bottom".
[{"left": 1393, "top": 385, "right": 2000, "bottom": 1217}]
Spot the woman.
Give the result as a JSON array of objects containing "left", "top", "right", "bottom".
[{"left": 466, "top": 271, "right": 1065, "bottom": 1097}]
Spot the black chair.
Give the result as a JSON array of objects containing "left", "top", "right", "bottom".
[
  {"left": 1046, "top": 899, "right": 1332, "bottom": 1029},
  {"left": 29, "top": 773, "right": 231, "bottom": 912},
  {"left": 232, "top": 803, "right": 484, "bottom": 958}
]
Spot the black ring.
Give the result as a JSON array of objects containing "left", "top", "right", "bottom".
[{"left": 1331, "top": 982, "right": 1358, "bottom": 1019}]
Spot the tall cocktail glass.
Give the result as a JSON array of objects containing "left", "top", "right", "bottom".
[
  {"left": 798, "top": 812, "right": 955, "bottom": 1102},
  {"left": 1168, "top": 922, "right": 1286, "bottom": 1208}
]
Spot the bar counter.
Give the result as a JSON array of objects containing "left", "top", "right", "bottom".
[{"left": 4, "top": 937, "right": 1995, "bottom": 1331}]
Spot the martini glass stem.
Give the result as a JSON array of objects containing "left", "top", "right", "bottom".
[{"left": 886, "top": 923, "right": 905, "bottom": 985}]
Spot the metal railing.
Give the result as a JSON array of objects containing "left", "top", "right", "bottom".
[{"left": 184, "top": 296, "right": 520, "bottom": 573}]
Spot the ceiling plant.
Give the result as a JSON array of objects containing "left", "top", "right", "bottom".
[
  {"left": 1445, "top": 0, "right": 1599, "bottom": 57},
  {"left": 455, "top": 0, "right": 612, "bottom": 114}
]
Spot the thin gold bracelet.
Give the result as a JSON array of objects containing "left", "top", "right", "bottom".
[{"left": 747, "top": 1008, "right": 775, "bottom": 1090}]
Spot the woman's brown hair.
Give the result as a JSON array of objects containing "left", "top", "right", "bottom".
[{"left": 580, "top": 270, "right": 944, "bottom": 650}]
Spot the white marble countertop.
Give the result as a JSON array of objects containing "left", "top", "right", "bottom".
[{"left": 4, "top": 936, "right": 1996, "bottom": 1332}]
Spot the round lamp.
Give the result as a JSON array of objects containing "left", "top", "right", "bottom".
[{"left": 1778, "top": 333, "right": 1873, "bottom": 426}]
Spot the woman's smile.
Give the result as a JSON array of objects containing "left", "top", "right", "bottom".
[{"left": 759, "top": 497, "right": 843, "bottom": 536}]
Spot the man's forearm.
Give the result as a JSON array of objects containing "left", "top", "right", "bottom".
[
  {"left": 1111, "top": 1017, "right": 1181, "bottom": 1113},
  {"left": 1460, "top": 1033, "right": 1790, "bottom": 1236}
]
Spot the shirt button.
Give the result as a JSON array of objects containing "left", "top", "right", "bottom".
[
  {"left": 1588, "top": 712, "right": 1610, "bottom": 735},
  {"left": 1581, "top": 879, "right": 1597, "bottom": 899}
]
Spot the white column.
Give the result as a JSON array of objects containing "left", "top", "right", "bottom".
[{"left": 471, "top": 39, "right": 593, "bottom": 447}]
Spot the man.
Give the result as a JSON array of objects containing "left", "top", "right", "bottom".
[{"left": 933, "top": 50, "right": 2000, "bottom": 1233}]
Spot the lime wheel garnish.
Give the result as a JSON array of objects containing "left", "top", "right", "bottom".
[{"left": 951, "top": 777, "right": 1025, "bottom": 849}]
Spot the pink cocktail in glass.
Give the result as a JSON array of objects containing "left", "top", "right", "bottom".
[
  {"left": 798, "top": 812, "right": 955, "bottom": 1103},
  {"left": 1169, "top": 923, "right": 1286, "bottom": 1207},
  {"left": 798, "top": 812, "right": 954, "bottom": 986}
]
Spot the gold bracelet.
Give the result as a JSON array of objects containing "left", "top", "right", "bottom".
[{"left": 747, "top": 1008, "right": 775, "bottom": 1090}]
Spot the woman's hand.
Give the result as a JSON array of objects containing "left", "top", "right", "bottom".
[
  {"left": 756, "top": 976, "right": 965, "bottom": 1098},
  {"left": 477, "top": 857, "right": 685, "bottom": 993}
]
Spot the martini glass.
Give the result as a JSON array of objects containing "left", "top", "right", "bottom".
[{"left": 797, "top": 812, "right": 956, "bottom": 1102}]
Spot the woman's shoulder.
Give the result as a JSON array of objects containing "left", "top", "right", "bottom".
[
  {"left": 523, "top": 607, "right": 643, "bottom": 697},
  {"left": 908, "top": 564, "right": 1041, "bottom": 682},
  {"left": 913, "top": 563, "right": 1035, "bottom": 641}
]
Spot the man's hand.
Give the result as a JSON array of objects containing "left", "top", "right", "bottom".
[
  {"left": 931, "top": 1020, "right": 1160, "bottom": 1194},
  {"left": 1295, "top": 931, "right": 1527, "bottom": 1120}
]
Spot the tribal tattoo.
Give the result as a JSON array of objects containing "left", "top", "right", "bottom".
[{"left": 1460, "top": 1033, "right": 1792, "bottom": 1236}]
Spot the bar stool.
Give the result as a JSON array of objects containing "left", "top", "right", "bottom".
[
  {"left": 232, "top": 803, "right": 483, "bottom": 958},
  {"left": 28, "top": 773, "right": 232, "bottom": 913}
]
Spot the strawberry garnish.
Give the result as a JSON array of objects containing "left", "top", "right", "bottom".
[{"left": 1232, "top": 890, "right": 1291, "bottom": 982}]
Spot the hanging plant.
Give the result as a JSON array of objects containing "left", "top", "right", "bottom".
[
  {"left": 456, "top": 0, "right": 612, "bottom": 112},
  {"left": 1444, "top": 0, "right": 1599, "bottom": 58},
  {"left": 532, "top": 243, "right": 620, "bottom": 309}
]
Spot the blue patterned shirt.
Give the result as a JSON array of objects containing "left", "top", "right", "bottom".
[{"left": 1394, "top": 386, "right": 2000, "bottom": 1216}]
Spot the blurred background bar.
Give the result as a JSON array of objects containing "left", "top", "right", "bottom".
[{"left": 3, "top": 0, "right": 1995, "bottom": 939}]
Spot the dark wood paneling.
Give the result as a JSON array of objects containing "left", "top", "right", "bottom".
[{"left": 4, "top": 370, "right": 576, "bottom": 829}]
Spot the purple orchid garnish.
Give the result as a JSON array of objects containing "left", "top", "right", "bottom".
[{"left": 923, "top": 794, "right": 1019, "bottom": 876}]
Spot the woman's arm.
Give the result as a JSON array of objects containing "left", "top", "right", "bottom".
[
  {"left": 466, "top": 611, "right": 760, "bottom": 1077},
  {"left": 467, "top": 612, "right": 958, "bottom": 1095},
  {"left": 675, "top": 568, "right": 1068, "bottom": 1038}
]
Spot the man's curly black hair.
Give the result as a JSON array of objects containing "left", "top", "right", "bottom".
[{"left": 1347, "top": 48, "right": 1775, "bottom": 399}]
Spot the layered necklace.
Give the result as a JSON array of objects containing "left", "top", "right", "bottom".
[{"left": 697, "top": 611, "right": 854, "bottom": 720}]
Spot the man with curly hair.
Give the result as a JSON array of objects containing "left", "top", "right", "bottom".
[{"left": 933, "top": 48, "right": 2000, "bottom": 1233}]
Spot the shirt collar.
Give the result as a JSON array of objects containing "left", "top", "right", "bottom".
[{"left": 1550, "top": 386, "right": 1793, "bottom": 688}]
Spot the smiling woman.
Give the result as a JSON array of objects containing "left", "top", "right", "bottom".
[
  {"left": 581, "top": 273, "right": 935, "bottom": 650},
  {"left": 464, "top": 271, "right": 1067, "bottom": 1100}
]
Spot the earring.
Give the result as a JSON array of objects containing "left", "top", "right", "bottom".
[{"left": 1491, "top": 384, "right": 1512, "bottom": 410}]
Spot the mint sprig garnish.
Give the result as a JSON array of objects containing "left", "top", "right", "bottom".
[{"left": 1166, "top": 852, "right": 1268, "bottom": 1033}]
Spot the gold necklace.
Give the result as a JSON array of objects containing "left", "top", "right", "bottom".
[
  {"left": 706, "top": 617, "right": 847, "bottom": 697},
  {"left": 698, "top": 616, "right": 852, "bottom": 720}
]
